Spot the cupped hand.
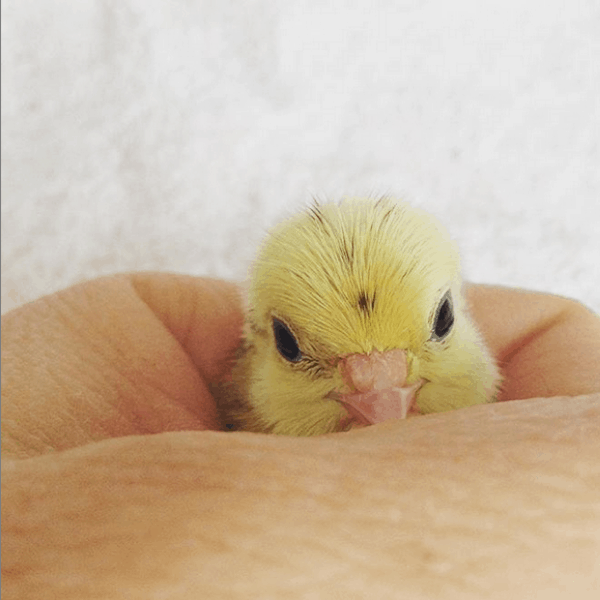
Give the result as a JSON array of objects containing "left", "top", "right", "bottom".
[
  {"left": 1, "top": 274, "right": 243, "bottom": 457},
  {"left": 2, "top": 274, "right": 599, "bottom": 458},
  {"left": 2, "top": 274, "right": 600, "bottom": 599}
]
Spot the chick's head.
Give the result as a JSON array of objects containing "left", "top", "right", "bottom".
[{"left": 242, "top": 197, "right": 501, "bottom": 436}]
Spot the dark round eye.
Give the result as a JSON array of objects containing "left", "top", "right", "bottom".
[
  {"left": 273, "top": 318, "right": 302, "bottom": 362},
  {"left": 432, "top": 291, "right": 454, "bottom": 340}
]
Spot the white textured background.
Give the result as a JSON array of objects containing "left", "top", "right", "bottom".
[{"left": 2, "top": 0, "right": 599, "bottom": 314}]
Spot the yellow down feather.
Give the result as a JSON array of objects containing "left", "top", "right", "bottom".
[{"left": 216, "top": 197, "right": 501, "bottom": 436}]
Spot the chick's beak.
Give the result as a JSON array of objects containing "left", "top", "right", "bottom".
[{"left": 332, "top": 349, "right": 423, "bottom": 426}]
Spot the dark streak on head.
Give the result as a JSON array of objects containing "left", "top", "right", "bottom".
[
  {"left": 381, "top": 207, "right": 395, "bottom": 223},
  {"left": 308, "top": 202, "right": 325, "bottom": 226},
  {"left": 338, "top": 229, "right": 355, "bottom": 268},
  {"left": 357, "top": 290, "right": 376, "bottom": 315},
  {"left": 375, "top": 196, "right": 388, "bottom": 209}
]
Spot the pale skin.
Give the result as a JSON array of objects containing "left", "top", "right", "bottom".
[{"left": 2, "top": 274, "right": 600, "bottom": 599}]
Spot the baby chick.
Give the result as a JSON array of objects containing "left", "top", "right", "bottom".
[{"left": 216, "top": 197, "right": 501, "bottom": 436}]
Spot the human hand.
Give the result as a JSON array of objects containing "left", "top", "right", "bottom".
[
  {"left": 2, "top": 274, "right": 599, "bottom": 599},
  {"left": 2, "top": 274, "right": 598, "bottom": 457},
  {"left": 1, "top": 274, "right": 243, "bottom": 458}
]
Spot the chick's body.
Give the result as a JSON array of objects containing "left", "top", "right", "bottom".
[{"left": 218, "top": 198, "right": 501, "bottom": 436}]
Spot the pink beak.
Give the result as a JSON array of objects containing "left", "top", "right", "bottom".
[{"left": 333, "top": 349, "right": 423, "bottom": 426}]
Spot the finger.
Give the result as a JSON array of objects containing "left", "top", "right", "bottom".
[
  {"left": 128, "top": 273, "right": 244, "bottom": 385},
  {"left": 2, "top": 275, "right": 239, "bottom": 457},
  {"left": 466, "top": 284, "right": 600, "bottom": 399}
]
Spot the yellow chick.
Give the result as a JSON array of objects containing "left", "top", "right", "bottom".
[{"left": 216, "top": 197, "right": 501, "bottom": 436}]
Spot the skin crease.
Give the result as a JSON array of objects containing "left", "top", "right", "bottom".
[{"left": 1, "top": 273, "right": 600, "bottom": 599}]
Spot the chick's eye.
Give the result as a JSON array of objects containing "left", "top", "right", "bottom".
[
  {"left": 273, "top": 318, "right": 302, "bottom": 362},
  {"left": 432, "top": 291, "right": 454, "bottom": 341}
]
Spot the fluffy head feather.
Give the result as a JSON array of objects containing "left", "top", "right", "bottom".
[{"left": 223, "top": 197, "right": 501, "bottom": 435}]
